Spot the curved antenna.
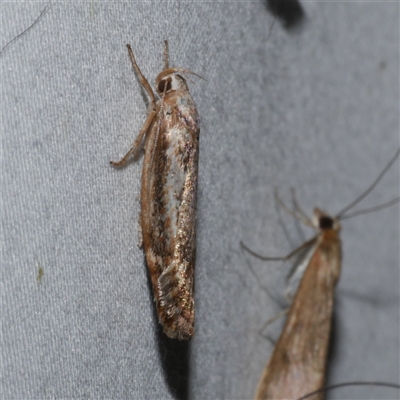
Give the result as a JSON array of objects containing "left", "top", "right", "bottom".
[
  {"left": 297, "top": 381, "right": 400, "bottom": 400},
  {"left": 178, "top": 69, "right": 207, "bottom": 81},
  {"left": 336, "top": 149, "right": 400, "bottom": 218},
  {"left": 340, "top": 197, "right": 400, "bottom": 220},
  {"left": 163, "top": 40, "right": 169, "bottom": 69},
  {"left": 155, "top": 68, "right": 206, "bottom": 88},
  {"left": 1, "top": 3, "right": 50, "bottom": 56}
]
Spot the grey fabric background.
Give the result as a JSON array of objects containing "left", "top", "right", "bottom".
[{"left": 1, "top": 2, "right": 399, "bottom": 399}]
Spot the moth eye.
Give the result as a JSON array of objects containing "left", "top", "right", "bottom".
[
  {"left": 319, "top": 216, "right": 333, "bottom": 230},
  {"left": 158, "top": 79, "right": 172, "bottom": 93}
]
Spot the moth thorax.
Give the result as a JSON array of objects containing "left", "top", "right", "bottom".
[{"left": 156, "top": 73, "right": 187, "bottom": 95}]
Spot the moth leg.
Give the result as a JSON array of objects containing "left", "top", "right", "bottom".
[
  {"left": 290, "top": 187, "right": 310, "bottom": 224},
  {"left": 126, "top": 44, "right": 157, "bottom": 109},
  {"left": 240, "top": 236, "right": 317, "bottom": 262},
  {"left": 110, "top": 44, "right": 160, "bottom": 168},
  {"left": 110, "top": 108, "right": 157, "bottom": 167},
  {"left": 259, "top": 308, "right": 289, "bottom": 337},
  {"left": 284, "top": 289, "right": 294, "bottom": 303},
  {"left": 274, "top": 188, "right": 314, "bottom": 229},
  {"left": 263, "top": 334, "right": 277, "bottom": 346}
]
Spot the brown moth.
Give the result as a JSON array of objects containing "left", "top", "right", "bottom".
[
  {"left": 111, "top": 41, "right": 202, "bottom": 340},
  {"left": 253, "top": 207, "right": 340, "bottom": 400},
  {"left": 241, "top": 150, "right": 399, "bottom": 399}
]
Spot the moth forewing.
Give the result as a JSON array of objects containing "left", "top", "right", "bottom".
[
  {"left": 111, "top": 42, "right": 200, "bottom": 340},
  {"left": 283, "top": 238, "right": 319, "bottom": 300},
  {"left": 255, "top": 212, "right": 342, "bottom": 400}
]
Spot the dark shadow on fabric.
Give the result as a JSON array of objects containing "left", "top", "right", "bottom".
[
  {"left": 265, "top": 0, "right": 305, "bottom": 29},
  {"left": 326, "top": 309, "right": 339, "bottom": 382},
  {"left": 156, "top": 330, "right": 190, "bottom": 400},
  {"left": 144, "top": 258, "right": 190, "bottom": 400}
]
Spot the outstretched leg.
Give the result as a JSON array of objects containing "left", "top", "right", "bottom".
[
  {"left": 240, "top": 236, "right": 317, "bottom": 262},
  {"left": 110, "top": 44, "right": 158, "bottom": 168},
  {"left": 110, "top": 108, "right": 157, "bottom": 168},
  {"left": 274, "top": 188, "right": 314, "bottom": 228},
  {"left": 126, "top": 44, "right": 156, "bottom": 108},
  {"left": 290, "top": 188, "right": 310, "bottom": 223}
]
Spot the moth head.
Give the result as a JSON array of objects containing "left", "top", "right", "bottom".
[
  {"left": 312, "top": 208, "right": 341, "bottom": 231},
  {"left": 155, "top": 69, "right": 188, "bottom": 96}
]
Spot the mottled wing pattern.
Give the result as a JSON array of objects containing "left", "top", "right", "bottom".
[{"left": 141, "top": 89, "right": 199, "bottom": 340}]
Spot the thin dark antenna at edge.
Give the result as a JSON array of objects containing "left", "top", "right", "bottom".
[
  {"left": 1, "top": 3, "right": 50, "bottom": 56},
  {"left": 336, "top": 149, "right": 400, "bottom": 218},
  {"left": 339, "top": 197, "right": 400, "bottom": 220},
  {"left": 297, "top": 381, "right": 400, "bottom": 400}
]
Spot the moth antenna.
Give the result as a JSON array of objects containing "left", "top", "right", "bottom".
[
  {"left": 176, "top": 68, "right": 207, "bottom": 82},
  {"left": 163, "top": 40, "right": 169, "bottom": 69},
  {"left": 182, "top": 72, "right": 197, "bottom": 86},
  {"left": 274, "top": 188, "right": 314, "bottom": 229},
  {"left": 339, "top": 197, "right": 400, "bottom": 220},
  {"left": 336, "top": 149, "right": 400, "bottom": 218},
  {"left": 297, "top": 381, "right": 400, "bottom": 400},
  {"left": 0, "top": 2, "right": 50, "bottom": 56}
]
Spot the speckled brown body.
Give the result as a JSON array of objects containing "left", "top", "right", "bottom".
[
  {"left": 110, "top": 42, "right": 200, "bottom": 340},
  {"left": 141, "top": 85, "right": 199, "bottom": 340},
  {"left": 255, "top": 210, "right": 342, "bottom": 400}
]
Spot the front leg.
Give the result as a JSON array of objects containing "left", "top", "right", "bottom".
[
  {"left": 110, "top": 44, "right": 159, "bottom": 168},
  {"left": 110, "top": 108, "right": 157, "bottom": 168}
]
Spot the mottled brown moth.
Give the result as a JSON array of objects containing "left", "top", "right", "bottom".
[
  {"left": 111, "top": 41, "right": 202, "bottom": 340},
  {"left": 241, "top": 150, "right": 400, "bottom": 399}
]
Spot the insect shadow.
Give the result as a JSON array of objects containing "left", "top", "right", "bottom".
[
  {"left": 144, "top": 258, "right": 190, "bottom": 400},
  {"left": 264, "top": 0, "right": 305, "bottom": 29}
]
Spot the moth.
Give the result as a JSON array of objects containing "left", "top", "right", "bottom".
[
  {"left": 111, "top": 41, "right": 202, "bottom": 340},
  {"left": 241, "top": 150, "right": 400, "bottom": 399}
]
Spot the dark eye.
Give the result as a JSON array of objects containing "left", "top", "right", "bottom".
[
  {"left": 319, "top": 216, "right": 333, "bottom": 230},
  {"left": 158, "top": 79, "right": 172, "bottom": 93}
]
